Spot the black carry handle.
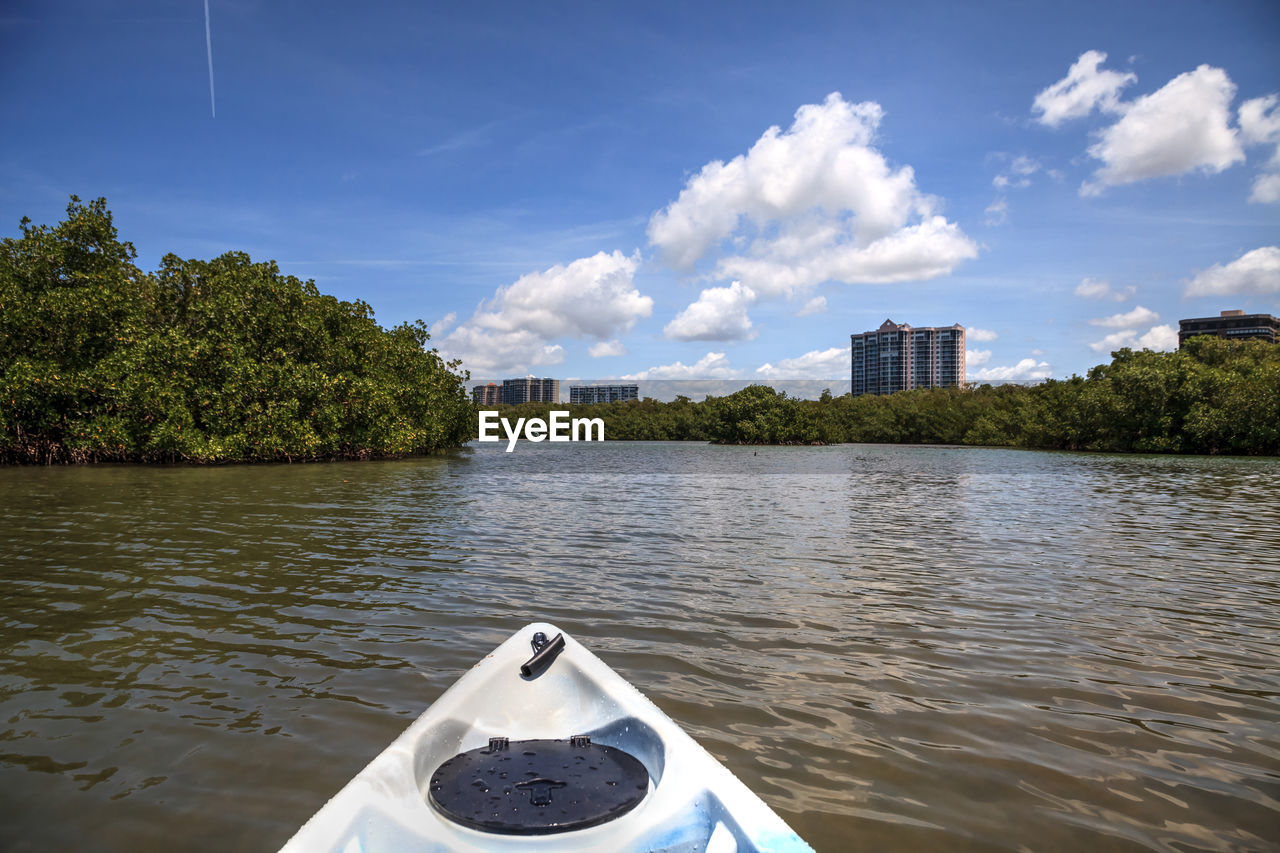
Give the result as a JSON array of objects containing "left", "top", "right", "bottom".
[{"left": 520, "top": 631, "right": 565, "bottom": 677}]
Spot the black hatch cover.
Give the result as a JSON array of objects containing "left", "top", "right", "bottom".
[{"left": 428, "top": 736, "right": 649, "bottom": 835}]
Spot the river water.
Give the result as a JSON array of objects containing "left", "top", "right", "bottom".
[{"left": 1, "top": 443, "right": 1277, "bottom": 851}]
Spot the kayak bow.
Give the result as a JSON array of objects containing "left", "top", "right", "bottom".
[{"left": 280, "top": 622, "right": 813, "bottom": 852}]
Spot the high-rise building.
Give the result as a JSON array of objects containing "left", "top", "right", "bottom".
[
  {"left": 472, "top": 383, "right": 501, "bottom": 406},
  {"left": 500, "top": 377, "right": 560, "bottom": 405},
  {"left": 851, "top": 319, "right": 966, "bottom": 396},
  {"left": 1178, "top": 310, "right": 1279, "bottom": 346},
  {"left": 569, "top": 385, "right": 639, "bottom": 404}
]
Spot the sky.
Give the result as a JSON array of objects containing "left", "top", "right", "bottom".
[{"left": 2, "top": 1, "right": 1278, "bottom": 387}]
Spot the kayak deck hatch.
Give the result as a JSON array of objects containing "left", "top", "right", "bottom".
[{"left": 429, "top": 735, "right": 650, "bottom": 834}]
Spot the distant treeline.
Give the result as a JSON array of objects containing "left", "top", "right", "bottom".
[
  {"left": 1, "top": 198, "right": 472, "bottom": 464},
  {"left": 486, "top": 337, "right": 1279, "bottom": 455}
]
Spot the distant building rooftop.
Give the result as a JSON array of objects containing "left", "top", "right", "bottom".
[{"left": 1178, "top": 310, "right": 1278, "bottom": 346}]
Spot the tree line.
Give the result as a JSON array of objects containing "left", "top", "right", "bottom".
[
  {"left": 1, "top": 197, "right": 473, "bottom": 463},
  {"left": 486, "top": 337, "right": 1279, "bottom": 455},
  {"left": 6, "top": 198, "right": 1274, "bottom": 464}
]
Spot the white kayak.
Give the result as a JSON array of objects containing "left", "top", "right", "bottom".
[{"left": 280, "top": 622, "right": 814, "bottom": 852}]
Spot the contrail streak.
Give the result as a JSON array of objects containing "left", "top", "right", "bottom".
[{"left": 204, "top": 0, "right": 215, "bottom": 118}]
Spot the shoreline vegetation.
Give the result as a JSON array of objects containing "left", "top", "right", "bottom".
[
  {"left": 4, "top": 199, "right": 1276, "bottom": 464},
  {"left": 483, "top": 342, "right": 1279, "bottom": 456},
  {"left": 1, "top": 198, "right": 472, "bottom": 464},
  {"left": 488, "top": 333, "right": 1277, "bottom": 455}
]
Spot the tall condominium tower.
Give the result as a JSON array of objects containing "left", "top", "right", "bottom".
[
  {"left": 471, "top": 383, "right": 501, "bottom": 406},
  {"left": 500, "top": 377, "right": 560, "bottom": 405},
  {"left": 851, "top": 319, "right": 966, "bottom": 396}
]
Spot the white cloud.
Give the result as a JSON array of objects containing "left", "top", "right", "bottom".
[
  {"left": 1137, "top": 324, "right": 1179, "bottom": 351},
  {"left": 647, "top": 92, "right": 977, "bottom": 295},
  {"left": 1240, "top": 95, "right": 1280, "bottom": 147},
  {"left": 984, "top": 196, "right": 1008, "bottom": 226},
  {"left": 796, "top": 295, "right": 827, "bottom": 317},
  {"left": 1251, "top": 173, "right": 1280, "bottom": 204},
  {"left": 622, "top": 352, "right": 742, "bottom": 380},
  {"left": 985, "top": 155, "right": 1045, "bottom": 225},
  {"left": 1074, "top": 277, "right": 1135, "bottom": 301},
  {"left": 1240, "top": 95, "right": 1280, "bottom": 204},
  {"left": 966, "top": 348, "right": 992, "bottom": 367},
  {"left": 649, "top": 94, "right": 896, "bottom": 268},
  {"left": 1036, "top": 54, "right": 1253, "bottom": 196},
  {"left": 992, "top": 155, "right": 1042, "bottom": 190},
  {"left": 1082, "top": 65, "right": 1244, "bottom": 195},
  {"left": 713, "top": 215, "right": 978, "bottom": 295},
  {"left": 588, "top": 339, "right": 626, "bottom": 358},
  {"left": 756, "top": 347, "right": 848, "bottom": 378},
  {"left": 439, "top": 250, "right": 652, "bottom": 373},
  {"left": 432, "top": 311, "right": 457, "bottom": 337},
  {"left": 1184, "top": 246, "right": 1280, "bottom": 296},
  {"left": 1033, "top": 50, "right": 1136, "bottom": 127},
  {"left": 968, "top": 327, "right": 998, "bottom": 342},
  {"left": 1089, "top": 330, "right": 1138, "bottom": 353},
  {"left": 1011, "top": 155, "right": 1041, "bottom": 175},
  {"left": 1089, "top": 324, "right": 1179, "bottom": 353},
  {"left": 1089, "top": 305, "right": 1159, "bottom": 328},
  {"left": 971, "top": 358, "right": 1053, "bottom": 381},
  {"left": 438, "top": 326, "right": 566, "bottom": 373},
  {"left": 476, "top": 250, "right": 651, "bottom": 340},
  {"left": 664, "top": 280, "right": 756, "bottom": 341}
]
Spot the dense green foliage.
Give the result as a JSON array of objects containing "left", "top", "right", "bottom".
[
  {"left": 1, "top": 198, "right": 472, "bottom": 463},
  {"left": 488, "top": 337, "right": 1279, "bottom": 455}
]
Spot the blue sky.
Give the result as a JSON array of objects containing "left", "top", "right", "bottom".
[{"left": 3, "top": 1, "right": 1278, "bottom": 385}]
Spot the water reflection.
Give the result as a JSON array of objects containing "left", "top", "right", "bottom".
[{"left": 1, "top": 445, "right": 1278, "bottom": 851}]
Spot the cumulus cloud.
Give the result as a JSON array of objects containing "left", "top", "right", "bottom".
[
  {"left": 712, "top": 215, "right": 978, "bottom": 296},
  {"left": 796, "top": 295, "right": 827, "bottom": 317},
  {"left": 588, "top": 339, "right": 626, "bottom": 358},
  {"left": 440, "top": 326, "right": 566, "bottom": 373},
  {"left": 1240, "top": 95, "right": 1280, "bottom": 147},
  {"left": 1251, "top": 173, "right": 1280, "bottom": 204},
  {"left": 438, "top": 250, "right": 652, "bottom": 373},
  {"left": 1082, "top": 65, "right": 1244, "bottom": 195},
  {"left": 968, "top": 327, "right": 999, "bottom": 342},
  {"left": 1137, "top": 324, "right": 1179, "bottom": 351},
  {"left": 1240, "top": 94, "right": 1280, "bottom": 203},
  {"left": 647, "top": 92, "right": 977, "bottom": 300},
  {"left": 1088, "top": 330, "right": 1137, "bottom": 353},
  {"left": 1035, "top": 54, "right": 1251, "bottom": 196},
  {"left": 971, "top": 358, "right": 1053, "bottom": 381},
  {"left": 755, "top": 346, "right": 848, "bottom": 378},
  {"left": 1184, "top": 246, "right": 1280, "bottom": 296},
  {"left": 1089, "top": 305, "right": 1160, "bottom": 328},
  {"left": 966, "top": 349, "right": 992, "bottom": 367},
  {"left": 664, "top": 281, "right": 756, "bottom": 341},
  {"left": 1089, "top": 324, "right": 1179, "bottom": 353},
  {"left": 432, "top": 311, "right": 457, "bottom": 337},
  {"left": 1033, "top": 50, "right": 1136, "bottom": 127},
  {"left": 1074, "top": 277, "right": 1135, "bottom": 301},
  {"left": 622, "top": 352, "right": 741, "bottom": 380}
]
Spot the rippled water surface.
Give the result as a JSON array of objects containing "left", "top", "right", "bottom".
[{"left": 1, "top": 443, "right": 1278, "bottom": 851}]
